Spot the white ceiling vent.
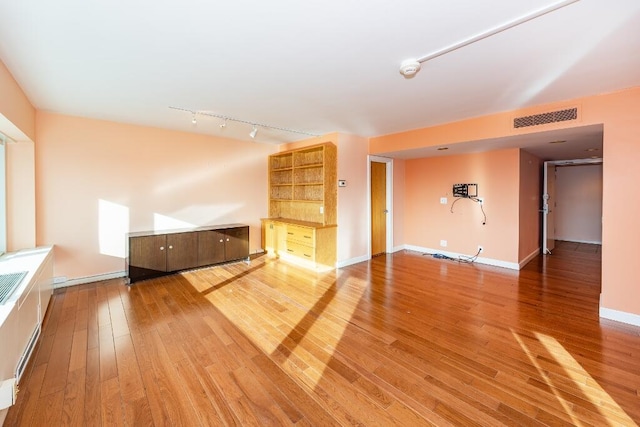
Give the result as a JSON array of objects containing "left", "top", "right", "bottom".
[{"left": 513, "top": 107, "right": 578, "bottom": 129}]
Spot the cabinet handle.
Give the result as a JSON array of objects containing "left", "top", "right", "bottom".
[
  {"left": 304, "top": 254, "right": 311, "bottom": 258},
  {"left": 169, "top": 245, "right": 173, "bottom": 249},
  {"left": 287, "top": 249, "right": 294, "bottom": 252},
  {"left": 160, "top": 246, "right": 165, "bottom": 251},
  {"left": 304, "top": 235, "right": 311, "bottom": 239},
  {"left": 287, "top": 232, "right": 294, "bottom": 235}
]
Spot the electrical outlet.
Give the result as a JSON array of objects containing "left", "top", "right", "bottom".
[
  {"left": 53, "top": 276, "right": 67, "bottom": 284},
  {"left": 319, "top": 206, "right": 324, "bottom": 214},
  {"left": 440, "top": 197, "right": 447, "bottom": 204},
  {"left": 477, "top": 197, "right": 484, "bottom": 205},
  {"left": 440, "top": 240, "right": 447, "bottom": 247},
  {"left": 478, "top": 245, "right": 483, "bottom": 253}
]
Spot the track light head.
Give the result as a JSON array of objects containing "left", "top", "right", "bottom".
[
  {"left": 249, "top": 126, "right": 258, "bottom": 139},
  {"left": 219, "top": 119, "right": 227, "bottom": 129},
  {"left": 191, "top": 113, "right": 197, "bottom": 124}
]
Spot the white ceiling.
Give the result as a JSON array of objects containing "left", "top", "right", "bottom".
[{"left": 0, "top": 0, "right": 638, "bottom": 158}]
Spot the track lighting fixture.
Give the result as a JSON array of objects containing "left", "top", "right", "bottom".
[
  {"left": 169, "top": 106, "right": 320, "bottom": 139},
  {"left": 191, "top": 113, "right": 197, "bottom": 125}
]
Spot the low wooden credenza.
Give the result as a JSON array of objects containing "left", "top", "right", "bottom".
[{"left": 126, "top": 224, "right": 249, "bottom": 284}]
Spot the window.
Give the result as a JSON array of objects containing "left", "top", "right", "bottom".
[{"left": 0, "top": 132, "right": 6, "bottom": 255}]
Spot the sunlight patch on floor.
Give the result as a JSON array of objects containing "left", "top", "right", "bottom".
[
  {"left": 201, "top": 265, "right": 367, "bottom": 388},
  {"left": 512, "top": 329, "right": 634, "bottom": 426}
]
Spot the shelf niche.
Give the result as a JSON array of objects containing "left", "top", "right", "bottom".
[{"left": 267, "top": 142, "right": 337, "bottom": 226}]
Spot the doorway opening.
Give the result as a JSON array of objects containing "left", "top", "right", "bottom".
[
  {"left": 368, "top": 156, "right": 392, "bottom": 258},
  {"left": 542, "top": 158, "right": 603, "bottom": 255}
]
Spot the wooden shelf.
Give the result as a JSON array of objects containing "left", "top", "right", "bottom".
[
  {"left": 267, "top": 142, "right": 337, "bottom": 226},
  {"left": 265, "top": 142, "right": 337, "bottom": 268}
]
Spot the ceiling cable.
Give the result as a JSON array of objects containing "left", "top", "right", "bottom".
[
  {"left": 169, "top": 106, "right": 321, "bottom": 138},
  {"left": 400, "top": 0, "right": 580, "bottom": 77}
]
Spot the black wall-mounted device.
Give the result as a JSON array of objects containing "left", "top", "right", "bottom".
[{"left": 453, "top": 183, "right": 478, "bottom": 198}]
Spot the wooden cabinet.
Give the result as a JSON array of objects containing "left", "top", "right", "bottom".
[
  {"left": 264, "top": 142, "right": 338, "bottom": 269},
  {"left": 262, "top": 219, "right": 336, "bottom": 270},
  {"left": 127, "top": 224, "right": 249, "bottom": 283},
  {"left": 197, "top": 227, "right": 249, "bottom": 267}
]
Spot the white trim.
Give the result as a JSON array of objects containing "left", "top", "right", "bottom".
[
  {"left": 54, "top": 271, "right": 127, "bottom": 289},
  {"left": 404, "top": 244, "right": 520, "bottom": 270},
  {"left": 518, "top": 248, "right": 540, "bottom": 269},
  {"left": 391, "top": 245, "right": 405, "bottom": 253},
  {"left": 555, "top": 238, "right": 602, "bottom": 245},
  {"left": 599, "top": 307, "right": 640, "bottom": 327},
  {"left": 336, "top": 254, "right": 369, "bottom": 269}
]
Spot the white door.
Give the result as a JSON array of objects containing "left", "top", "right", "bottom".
[{"left": 542, "top": 162, "right": 556, "bottom": 254}]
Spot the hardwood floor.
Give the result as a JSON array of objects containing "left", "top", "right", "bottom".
[{"left": 5, "top": 242, "right": 640, "bottom": 426}]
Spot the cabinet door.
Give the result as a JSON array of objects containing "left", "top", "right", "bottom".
[
  {"left": 224, "top": 227, "right": 249, "bottom": 261},
  {"left": 263, "top": 221, "right": 275, "bottom": 252},
  {"left": 275, "top": 222, "right": 287, "bottom": 255},
  {"left": 197, "top": 230, "right": 226, "bottom": 266},
  {"left": 166, "top": 232, "right": 199, "bottom": 271},
  {"left": 129, "top": 235, "right": 167, "bottom": 271}
]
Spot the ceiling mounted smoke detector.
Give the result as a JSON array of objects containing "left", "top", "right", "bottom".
[{"left": 399, "top": 59, "right": 421, "bottom": 78}]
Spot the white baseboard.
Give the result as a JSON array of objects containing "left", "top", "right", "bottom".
[
  {"left": 403, "top": 244, "right": 520, "bottom": 270},
  {"left": 556, "top": 238, "right": 602, "bottom": 245},
  {"left": 519, "top": 248, "right": 540, "bottom": 269},
  {"left": 599, "top": 307, "right": 640, "bottom": 327},
  {"left": 336, "top": 254, "right": 369, "bottom": 269},
  {"left": 54, "top": 271, "right": 127, "bottom": 289}
]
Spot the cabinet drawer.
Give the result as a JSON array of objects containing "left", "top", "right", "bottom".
[
  {"left": 285, "top": 225, "right": 315, "bottom": 245},
  {"left": 285, "top": 242, "right": 315, "bottom": 261}
]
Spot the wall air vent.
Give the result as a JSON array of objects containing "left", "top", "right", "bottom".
[{"left": 513, "top": 107, "right": 577, "bottom": 129}]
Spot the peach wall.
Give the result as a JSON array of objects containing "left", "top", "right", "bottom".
[
  {"left": 555, "top": 164, "right": 602, "bottom": 243},
  {"left": 372, "top": 86, "right": 640, "bottom": 320},
  {"left": 392, "top": 158, "right": 405, "bottom": 250},
  {"left": 518, "top": 150, "right": 542, "bottom": 261},
  {"left": 7, "top": 141, "right": 36, "bottom": 250},
  {"left": 336, "top": 133, "right": 369, "bottom": 264},
  {"left": 404, "top": 149, "right": 520, "bottom": 262},
  {"left": 0, "top": 60, "right": 36, "bottom": 142},
  {"left": 35, "top": 112, "right": 275, "bottom": 281},
  {"left": 0, "top": 59, "right": 37, "bottom": 252}
]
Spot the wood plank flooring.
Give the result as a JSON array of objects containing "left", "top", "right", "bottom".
[{"left": 5, "top": 241, "right": 640, "bottom": 426}]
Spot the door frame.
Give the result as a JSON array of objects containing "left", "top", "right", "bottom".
[
  {"left": 542, "top": 157, "right": 603, "bottom": 254},
  {"left": 368, "top": 156, "right": 393, "bottom": 258}
]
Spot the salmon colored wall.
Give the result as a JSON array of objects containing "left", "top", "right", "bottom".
[
  {"left": 392, "top": 158, "right": 405, "bottom": 250},
  {"left": 0, "top": 60, "right": 36, "bottom": 142},
  {"left": 404, "top": 149, "right": 520, "bottom": 262},
  {"left": 0, "top": 59, "right": 37, "bottom": 251},
  {"left": 518, "top": 150, "right": 542, "bottom": 261},
  {"left": 35, "top": 112, "right": 275, "bottom": 281},
  {"left": 371, "top": 86, "right": 640, "bottom": 320},
  {"left": 336, "top": 133, "right": 369, "bottom": 264},
  {"left": 7, "top": 141, "right": 36, "bottom": 250}
]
